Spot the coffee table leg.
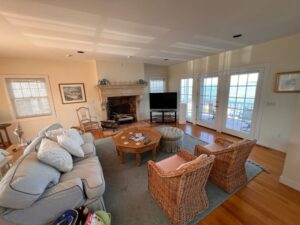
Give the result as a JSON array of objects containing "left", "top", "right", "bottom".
[
  {"left": 119, "top": 151, "right": 125, "bottom": 164},
  {"left": 136, "top": 153, "right": 141, "bottom": 166},
  {"left": 152, "top": 147, "right": 157, "bottom": 161}
]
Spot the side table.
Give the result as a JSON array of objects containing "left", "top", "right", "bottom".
[
  {"left": 6, "top": 144, "right": 25, "bottom": 162},
  {"left": 0, "top": 144, "right": 25, "bottom": 179}
]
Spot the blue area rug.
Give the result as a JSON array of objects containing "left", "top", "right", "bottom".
[{"left": 96, "top": 133, "right": 263, "bottom": 225}]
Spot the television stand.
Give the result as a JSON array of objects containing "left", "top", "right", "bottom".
[{"left": 150, "top": 109, "right": 177, "bottom": 123}]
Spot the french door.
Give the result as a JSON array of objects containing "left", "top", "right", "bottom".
[
  {"left": 196, "top": 70, "right": 262, "bottom": 139},
  {"left": 180, "top": 78, "right": 193, "bottom": 121},
  {"left": 197, "top": 75, "right": 219, "bottom": 130},
  {"left": 222, "top": 72, "right": 260, "bottom": 138}
]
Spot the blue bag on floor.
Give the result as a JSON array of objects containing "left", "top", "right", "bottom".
[{"left": 52, "top": 209, "right": 78, "bottom": 225}]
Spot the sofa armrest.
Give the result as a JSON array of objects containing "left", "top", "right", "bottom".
[
  {"left": 94, "top": 137, "right": 116, "bottom": 157},
  {"left": 1, "top": 178, "right": 84, "bottom": 225}
]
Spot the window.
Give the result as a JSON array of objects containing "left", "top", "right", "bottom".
[
  {"left": 180, "top": 78, "right": 193, "bottom": 121},
  {"left": 6, "top": 78, "right": 52, "bottom": 119},
  {"left": 149, "top": 79, "right": 166, "bottom": 93}
]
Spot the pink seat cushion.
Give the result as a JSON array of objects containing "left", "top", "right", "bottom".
[{"left": 156, "top": 155, "right": 187, "bottom": 173}]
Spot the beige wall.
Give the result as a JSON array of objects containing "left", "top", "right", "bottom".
[
  {"left": 168, "top": 33, "right": 300, "bottom": 152},
  {"left": 96, "top": 60, "right": 145, "bottom": 81},
  {"left": 144, "top": 64, "right": 169, "bottom": 119},
  {"left": 280, "top": 95, "right": 300, "bottom": 191},
  {"left": 0, "top": 58, "right": 100, "bottom": 143}
]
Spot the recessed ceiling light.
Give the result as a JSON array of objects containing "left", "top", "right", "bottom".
[
  {"left": 77, "top": 50, "right": 85, "bottom": 54},
  {"left": 233, "top": 34, "right": 242, "bottom": 38},
  {"left": 127, "top": 55, "right": 133, "bottom": 58},
  {"left": 164, "top": 58, "right": 169, "bottom": 61},
  {"left": 65, "top": 54, "right": 73, "bottom": 57}
]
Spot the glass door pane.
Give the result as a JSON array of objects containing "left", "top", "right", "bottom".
[
  {"left": 225, "top": 72, "right": 259, "bottom": 134},
  {"left": 180, "top": 78, "right": 193, "bottom": 121},
  {"left": 198, "top": 76, "right": 219, "bottom": 129}
]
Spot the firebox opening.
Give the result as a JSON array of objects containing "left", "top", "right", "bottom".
[{"left": 107, "top": 96, "right": 137, "bottom": 123}]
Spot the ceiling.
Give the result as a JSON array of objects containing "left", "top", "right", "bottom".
[{"left": 0, "top": 0, "right": 300, "bottom": 65}]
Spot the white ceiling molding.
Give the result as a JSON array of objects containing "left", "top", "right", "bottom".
[{"left": 0, "top": 0, "right": 299, "bottom": 65}]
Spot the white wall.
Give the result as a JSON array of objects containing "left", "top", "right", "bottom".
[
  {"left": 280, "top": 95, "right": 300, "bottom": 191},
  {"left": 168, "top": 33, "right": 300, "bottom": 152},
  {"left": 0, "top": 58, "right": 100, "bottom": 143}
]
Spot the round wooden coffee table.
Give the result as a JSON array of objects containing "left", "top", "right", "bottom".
[{"left": 113, "top": 127, "right": 161, "bottom": 166}]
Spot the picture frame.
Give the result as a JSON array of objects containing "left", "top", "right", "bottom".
[
  {"left": 59, "top": 83, "right": 87, "bottom": 104},
  {"left": 274, "top": 71, "right": 300, "bottom": 93}
]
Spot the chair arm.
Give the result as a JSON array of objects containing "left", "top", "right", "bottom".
[
  {"left": 177, "top": 150, "right": 197, "bottom": 161},
  {"left": 194, "top": 144, "right": 211, "bottom": 156},
  {"left": 215, "top": 137, "right": 235, "bottom": 146}
]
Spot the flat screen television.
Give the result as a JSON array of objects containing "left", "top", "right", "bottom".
[{"left": 149, "top": 92, "right": 177, "bottom": 110}]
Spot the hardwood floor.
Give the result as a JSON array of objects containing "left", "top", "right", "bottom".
[
  {"left": 97, "top": 121, "right": 300, "bottom": 225},
  {"left": 175, "top": 122, "right": 300, "bottom": 225}
]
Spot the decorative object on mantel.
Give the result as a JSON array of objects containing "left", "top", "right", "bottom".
[
  {"left": 98, "top": 79, "right": 111, "bottom": 86},
  {"left": 13, "top": 123, "right": 24, "bottom": 146},
  {"left": 274, "top": 71, "right": 300, "bottom": 93},
  {"left": 136, "top": 79, "right": 148, "bottom": 85},
  {"left": 97, "top": 80, "right": 148, "bottom": 87},
  {"left": 59, "top": 83, "right": 87, "bottom": 104}
]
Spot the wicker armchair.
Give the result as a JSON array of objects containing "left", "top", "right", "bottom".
[
  {"left": 194, "top": 137, "right": 256, "bottom": 193},
  {"left": 148, "top": 150, "right": 215, "bottom": 225}
]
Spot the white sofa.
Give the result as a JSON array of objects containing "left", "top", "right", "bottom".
[{"left": 0, "top": 123, "right": 112, "bottom": 225}]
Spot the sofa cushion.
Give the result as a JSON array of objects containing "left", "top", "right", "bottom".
[
  {"left": 0, "top": 152, "right": 60, "bottom": 209},
  {"left": 45, "top": 128, "right": 65, "bottom": 142},
  {"left": 38, "top": 123, "right": 63, "bottom": 137},
  {"left": 81, "top": 132, "right": 94, "bottom": 144},
  {"left": 60, "top": 156, "right": 105, "bottom": 199},
  {"left": 63, "top": 129, "right": 84, "bottom": 146},
  {"left": 38, "top": 138, "right": 73, "bottom": 172},
  {"left": 81, "top": 142, "right": 96, "bottom": 157},
  {"left": 57, "top": 134, "right": 84, "bottom": 158}
]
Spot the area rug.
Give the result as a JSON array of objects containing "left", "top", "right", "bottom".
[{"left": 95, "top": 133, "right": 263, "bottom": 225}]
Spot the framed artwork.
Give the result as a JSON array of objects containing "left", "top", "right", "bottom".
[
  {"left": 275, "top": 71, "right": 300, "bottom": 93},
  {"left": 59, "top": 83, "right": 87, "bottom": 104}
]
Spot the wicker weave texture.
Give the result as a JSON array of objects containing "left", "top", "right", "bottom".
[
  {"left": 148, "top": 150, "right": 215, "bottom": 225},
  {"left": 194, "top": 138, "right": 256, "bottom": 193}
]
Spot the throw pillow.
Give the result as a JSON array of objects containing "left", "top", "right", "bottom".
[
  {"left": 176, "top": 154, "right": 208, "bottom": 170},
  {"left": 63, "top": 129, "right": 84, "bottom": 146},
  {"left": 0, "top": 152, "right": 60, "bottom": 209},
  {"left": 38, "top": 138, "right": 73, "bottom": 172},
  {"left": 45, "top": 128, "right": 65, "bottom": 142},
  {"left": 57, "top": 134, "right": 84, "bottom": 157}
]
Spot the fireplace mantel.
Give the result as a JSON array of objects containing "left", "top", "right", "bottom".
[{"left": 97, "top": 84, "right": 148, "bottom": 121}]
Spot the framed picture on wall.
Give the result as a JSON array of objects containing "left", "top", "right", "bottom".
[
  {"left": 275, "top": 71, "right": 300, "bottom": 93},
  {"left": 59, "top": 83, "right": 87, "bottom": 104}
]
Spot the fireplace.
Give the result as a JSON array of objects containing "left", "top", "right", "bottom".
[
  {"left": 107, "top": 96, "right": 137, "bottom": 123},
  {"left": 97, "top": 83, "right": 147, "bottom": 121}
]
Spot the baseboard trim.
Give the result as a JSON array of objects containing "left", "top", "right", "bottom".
[{"left": 279, "top": 175, "right": 300, "bottom": 191}]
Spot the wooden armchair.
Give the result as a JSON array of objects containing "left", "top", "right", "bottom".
[
  {"left": 148, "top": 150, "right": 215, "bottom": 225},
  {"left": 76, "top": 107, "right": 101, "bottom": 133},
  {"left": 194, "top": 137, "right": 256, "bottom": 193}
]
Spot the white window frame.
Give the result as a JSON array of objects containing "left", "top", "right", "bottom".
[
  {"left": 1, "top": 75, "right": 56, "bottom": 121},
  {"left": 149, "top": 77, "right": 167, "bottom": 93}
]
